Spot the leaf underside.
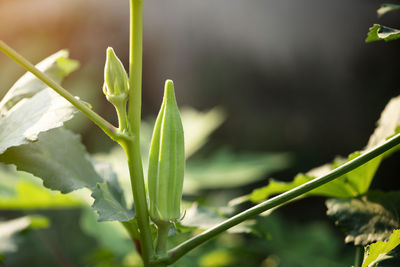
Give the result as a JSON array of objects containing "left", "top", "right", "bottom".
[
  {"left": 0, "top": 88, "right": 75, "bottom": 154},
  {"left": 0, "top": 50, "right": 78, "bottom": 114},
  {"left": 326, "top": 191, "right": 400, "bottom": 246},
  {"left": 91, "top": 162, "right": 135, "bottom": 222},
  {"left": 0, "top": 128, "right": 102, "bottom": 193}
]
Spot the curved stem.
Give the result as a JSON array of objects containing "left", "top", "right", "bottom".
[
  {"left": 154, "top": 132, "right": 400, "bottom": 265},
  {"left": 0, "top": 40, "right": 119, "bottom": 141}
]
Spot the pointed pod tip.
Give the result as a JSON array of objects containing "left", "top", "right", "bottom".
[
  {"left": 164, "top": 79, "right": 177, "bottom": 102},
  {"left": 106, "top": 47, "right": 116, "bottom": 59},
  {"left": 165, "top": 79, "right": 174, "bottom": 90}
]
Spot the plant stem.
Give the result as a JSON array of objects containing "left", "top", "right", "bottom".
[
  {"left": 354, "top": 246, "right": 364, "bottom": 267},
  {"left": 154, "top": 132, "right": 400, "bottom": 265},
  {"left": 128, "top": 0, "right": 143, "bottom": 130},
  {"left": 121, "top": 139, "right": 154, "bottom": 265},
  {"left": 156, "top": 222, "right": 171, "bottom": 255},
  {"left": 114, "top": 99, "right": 129, "bottom": 131},
  {"left": 0, "top": 40, "right": 119, "bottom": 141},
  {"left": 125, "top": 0, "right": 154, "bottom": 265}
]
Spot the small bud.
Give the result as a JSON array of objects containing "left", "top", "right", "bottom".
[
  {"left": 103, "top": 47, "right": 129, "bottom": 99},
  {"left": 148, "top": 80, "right": 185, "bottom": 223}
]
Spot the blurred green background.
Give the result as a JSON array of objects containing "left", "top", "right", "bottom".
[{"left": 0, "top": 0, "right": 400, "bottom": 266}]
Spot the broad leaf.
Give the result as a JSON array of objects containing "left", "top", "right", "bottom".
[
  {"left": 0, "top": 50, "right": 78, "bottom": 114},
  {"left": 366, "top": 24, "right": 400, "bottom": 43},
  {"left": 0, "top": 88, "right": 75, "bottom": 154},
  {"left": 366, "top": 96, "right": 400, "bottom": 150},
  {"left": 0, "top": 164, "right": 81, "bottom": 209},
  {"left": 184, "top": 149, "right": 290, "bottom": 194},
  {"left": 0, "top": 216, "right": 49, "bottom": 253},
  {"left": 181, "top": 107, "right": 226, "bottom": 158},
  {"left": 326, "top": 191, "right": 400, "bottom": 246},
  {"left": 377, "top": 4, "right": 400, "bottom": 18},
  {"left": 0, "top": 128, "right": 102, "bottom": 193},
  {"left": 80, "top": 207, "right": 136, "bottom": 256},
  {"left": 179, "top": 203, "right": 252, "bottom": 234},
  {"left": 0, "top": 181, "right": 81, "bottom": 209},
  {"left": 242, "top": 152, "right": 380, "bottom": 203},
  {"left": 363, "top": 229, "right": 400, "bottom": 267},
  {"left": 91, "top": 162, "right": 134, "bottom": 222}
]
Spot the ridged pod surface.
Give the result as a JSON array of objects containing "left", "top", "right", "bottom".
[{"left": 148, "top": 80, "right": 185, "bottom": 223}]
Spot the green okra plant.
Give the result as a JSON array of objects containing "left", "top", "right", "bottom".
[{"left": 1, "top": 0, "right": 400, "bottom": 266}]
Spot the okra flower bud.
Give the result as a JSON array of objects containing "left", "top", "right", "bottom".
[
  {"left": 148, "top": 80, "right": 185, "bottom": 223},
  {"left": 103, "top": 47, "right": 129, "bottom": 104}
]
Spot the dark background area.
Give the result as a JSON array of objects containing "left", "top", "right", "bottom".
[{"left": 0, "top": 0, "right": 400, "bottom": 265}]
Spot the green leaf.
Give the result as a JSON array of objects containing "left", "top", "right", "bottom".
[
  {"left": 0, "top": 88, "right": 76, "bottom": 154},
  {"left": 0, "top": 181, "right": 81, "bottom": 209},
  {"left": 198, "top": 249, "right": 234, "bottom": 267},
  {"left": 366, "top": 24, "right": 400, "bottom": 43},
  {"left": 363, "top": 229, "right": 400, "bottom": 267},
  {"left": 181, "top": 107, "right": 226, "bottom": 158},
  {"left": 0, "top": 50, "right": 79, "bottom": 114},
  {"left": 93, "top": 146, "right": 133, "bottom": 206},
  {"left": 184, "top": 148, "right": 290, "bottom": 194},
  {"left": 366, "top": 96, "right": 400, "bottom": 150},
  {"left": 80, "top": 207, "right": 135, "bottom": 257},
  {"left": 0, "top": 128, "right": 102, "bottom": 193},
  {"left": 243, "top": 152, "right": 380, "bottom": 203},
  {"left": 326, "top": 191, "right": 400, "bottom": 246},
  {"left": 0, "top": 215, "right": 50, "bottom": 253},
  {"left": 377, "top": 4, "right": 400, "bottom": 18},
  {"left": 0, "top": 165, "right": 81, "bottom": 209},
  {"left": 179, "top": 203, "right": 253, "bottom": 234},
  {"left": 91, "top": 162, "right": 135, "bottom": 222}
]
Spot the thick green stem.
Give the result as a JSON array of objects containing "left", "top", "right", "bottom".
[
  {"left": 156, "top": 222, "right": 171, "bottom": 255},
  {"left": 0, "top": 40, "right": 119, "bottom": 141},
  {"left": 153, "top": 132, "right": 400, "bottom": 265},
  {"left": 121, "top": 140, "right": 154, "bottom": 265},
  {"left": 126, "top": 0, "right": 154, "bottom": 265},
  {"left": 128, "top": 0, "right": 143, "bottom": 130}
]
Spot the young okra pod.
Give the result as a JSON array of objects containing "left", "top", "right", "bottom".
[{"left": 148, "top": 80, "right": 185, "bottom": 223}]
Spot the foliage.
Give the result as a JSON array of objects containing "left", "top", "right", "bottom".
[
  {"left": 326, "top": 191, "right": 400, "bottom": 246},
  {"left": 366, "top": 4, "right": 400, "bottom": 42},
  {"left": 362, "top": 229, "right": 400, "bottom": 267}
]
